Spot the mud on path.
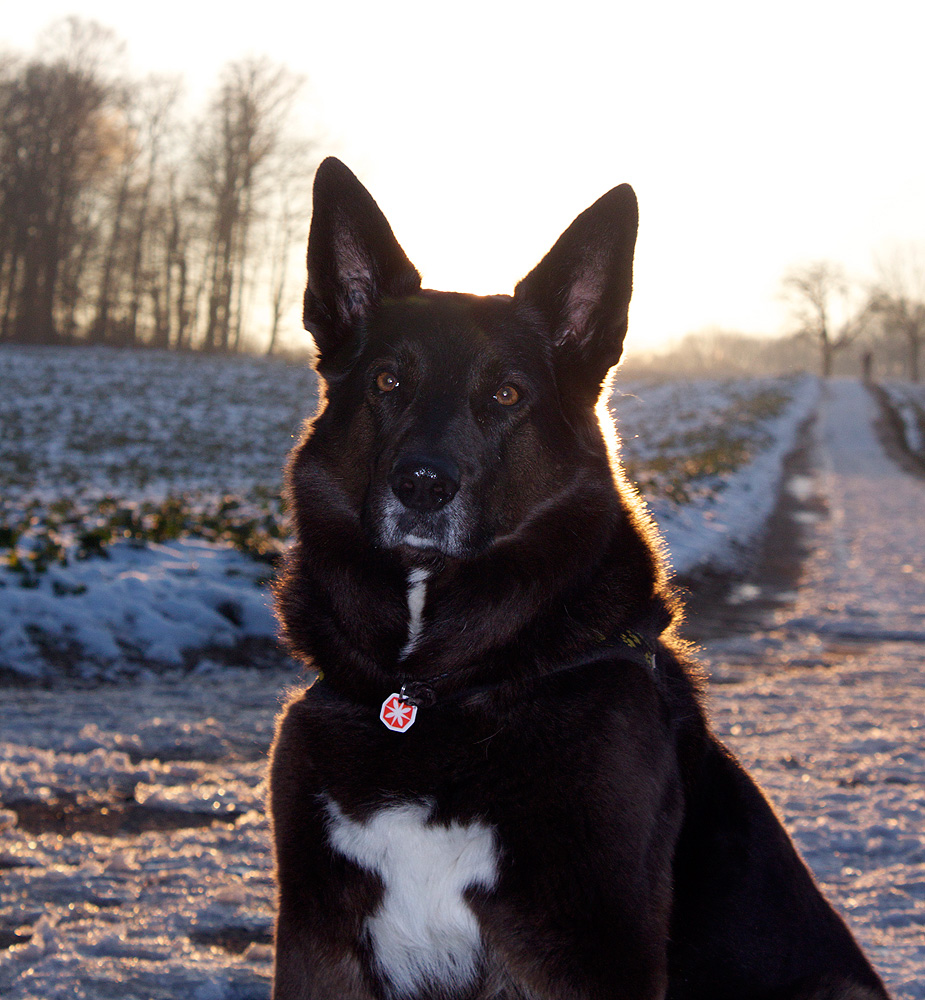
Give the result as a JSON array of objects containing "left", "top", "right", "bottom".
[{"left": 678, "top": 406, "right": 823, "bottom": 646}]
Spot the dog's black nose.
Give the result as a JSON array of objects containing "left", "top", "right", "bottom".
[{"left": 388, "top": 456, "right": 460, "bottom": 513}]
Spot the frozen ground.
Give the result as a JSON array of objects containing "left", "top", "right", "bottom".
[
  {"left": 0, "top": 352, "right": 922, "bottom": 997},
  {"left": 612, "top": 374, "right": 820, "bottom": 574},
  {"left": 0, "top": 346, "right": 815, "bottom": 682},
  {"left": 0, "top": 346, "right": 317, "bottom": 496}
]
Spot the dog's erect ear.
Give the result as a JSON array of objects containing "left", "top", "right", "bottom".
[
  {"left": 514, "top": 184, "right": 638, "bottom": 393},
  {"left": 304, "top": 158, "right": 421, "bottom": 360}
]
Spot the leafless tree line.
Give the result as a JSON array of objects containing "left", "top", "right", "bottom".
[
  {"left": 780, "top": 254, "right": 925, "bottom": 381},
  {"left": 628, "top": 254, "right": 925, "bottom": 382},
  {"left": 0, "top": 17, "right": 316, "bottom": 354}
]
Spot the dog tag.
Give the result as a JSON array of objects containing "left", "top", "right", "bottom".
[{"left": 380, "top": 693, "right": 418, "bottom": 732}]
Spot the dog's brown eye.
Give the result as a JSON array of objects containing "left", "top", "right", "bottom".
[
  {"left": 493, "top": 384, "right": 520, "bottom": 406},
  {"left": 376, "top": 372, "right": 399, "bottom": 393}
]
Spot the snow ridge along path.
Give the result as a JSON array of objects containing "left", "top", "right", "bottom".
[{"left": 703, "top": 379, "right": 925, "bottom": 998}]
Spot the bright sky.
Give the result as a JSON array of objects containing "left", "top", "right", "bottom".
[{"left": 4, "top": 0, "right": 924, "bottom": 353}]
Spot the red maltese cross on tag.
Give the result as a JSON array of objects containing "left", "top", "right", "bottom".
[{"left": 380, "top": 693, "right": 418, "bottom": 732}]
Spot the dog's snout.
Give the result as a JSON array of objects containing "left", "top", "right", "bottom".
[{"left": 388, "top": 456, "right": 460, "bottom": 513}]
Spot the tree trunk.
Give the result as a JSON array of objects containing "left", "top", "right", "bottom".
[
  {"left": 1, "top": 248, "right": 22, "bottom": 341},
  {"left": 819, "top": 316, "right": 832, "bottom": 378},
  {"left": 175, "top": 255, "right": 190, "bottom": 350},
  {"left": 127, "top": 168, "right": 156, "bottom": 346},
  {"left": 91, "top": 168, "right": 132, "bottom": 343}
]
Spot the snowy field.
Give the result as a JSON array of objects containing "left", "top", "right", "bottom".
[
  {"left": 0, "top": 347, "right": 922, "bottom": 998},
  {"left": 0, "top": 346, "right": 816, "bottom": 682}
]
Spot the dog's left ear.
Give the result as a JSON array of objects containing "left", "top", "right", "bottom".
[
  {"left": 514, "top": 184, "right": 638, "bottom": 394},
  {"left": 304, "top": 157, "right": 422, "bottom": 363}
]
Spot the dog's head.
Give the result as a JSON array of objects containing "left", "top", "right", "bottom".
[{"left": 293, "top": 157, "right": 639, "bottom": 567}]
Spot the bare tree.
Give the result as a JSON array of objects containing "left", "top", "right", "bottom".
[
  {"left": 263, "top": 142, "right": 314, "bottom": 354},
  {"left": 0, "top": 18, "right": 123, "bottom": 343},
  {"left": 84, "top": 75, "right": 183, "bottom": 346},
  {"left": 88, "top": 86, "right": 139, "bottom": 343},
  {"left": 145, "top": 162, "right": 188, "bottom": 349},
  {"left": 125, "top": 77, "right": 183, "bottom": 346},
  {"left": 196, "top": 57, "right": 304, "bottom": 352},
  {"left": 0, "top": 53, "right": 24, "bottom": 339},
  {"left": 869, "top": 245, "right": 925, "bottom": 382},
  {"left": 1, "top": 23, "right": 318, "bottom": 352},
  {"left": 780, "top": 261, "right": 864, "bottom": 378}
]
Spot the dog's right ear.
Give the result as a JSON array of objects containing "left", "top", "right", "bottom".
[{"left": 304, "top": 158, "right": 421, "bottom": 361}]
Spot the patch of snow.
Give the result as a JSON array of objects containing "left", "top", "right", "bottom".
[
  {"left": 882, "top": 380, "right": 925, "bottom": 456},
  {"left": 0, "top": 350, "right": 817, "bottom": 681},
  {"left": 698, "top": 380, "right": 925, "bottom": 997},
  {"left": 0, "top": 538, "right": 277, "bottom": 681}
]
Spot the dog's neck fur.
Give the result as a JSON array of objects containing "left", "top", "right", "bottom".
[{"left": 277, "top": 451, "right": 674, "bottom": 705}]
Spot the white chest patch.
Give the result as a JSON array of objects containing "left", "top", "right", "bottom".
[{"left": 324, "top": 797, "right": 498, "bottom": 998}]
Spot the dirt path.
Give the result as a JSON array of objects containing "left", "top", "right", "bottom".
[{"left": 696, "top": 380, "right": 925, "bottom": 998}]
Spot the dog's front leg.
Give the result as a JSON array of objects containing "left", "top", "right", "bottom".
[
  {"left": 272, "top": 910, "right": 375, "bottom": 1000},
  {"left": 270, "top": 696, "right": 380, "bottom": 1000}
]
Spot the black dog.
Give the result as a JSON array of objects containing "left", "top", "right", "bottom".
[{"left": 269, "top": 158, "right": 889, "bottom": 1000}]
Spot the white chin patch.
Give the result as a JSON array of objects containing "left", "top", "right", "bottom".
[
  {"left": 324, "top": 797, "right": 498, "bottom": 999},
  {"left": 403, "top": 534, "right": 439, "bottom": 550},
  {"left": 374, "top": 494, "right": 469, "bottom": 558}
]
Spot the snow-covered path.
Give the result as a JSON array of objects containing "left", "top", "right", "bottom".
[
  {"left": 703, "top": 379, "right": 925, "bottom": 997},
  {"left": 796, "top": 379, "right": 925, "bottom": 639}
]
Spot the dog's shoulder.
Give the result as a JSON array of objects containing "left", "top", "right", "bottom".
[
  {"left": 268, "top": 681, "right": 349, "bottom": 797},
  {"left": 270, "top": 678, "right": 362, "bottom": 757}
]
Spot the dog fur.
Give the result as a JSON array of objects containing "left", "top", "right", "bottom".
[{"left": 269, "top": 158, "right": 890, "bottom": 1000}]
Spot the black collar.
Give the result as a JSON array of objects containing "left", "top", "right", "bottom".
[
  {"left": 397, "top": 627, "right": 660, "bottom": 706},
  {"left": 312, "top": 627, "right": 662, "bottom": 729}
]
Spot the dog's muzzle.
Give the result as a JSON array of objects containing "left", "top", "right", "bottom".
[{"left": 373, "top": 454, "right": 469, "bottom": 557}]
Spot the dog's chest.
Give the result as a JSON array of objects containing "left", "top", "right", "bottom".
[{"left": 324, "top": 796, "right": 498, "bottom": 998}]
